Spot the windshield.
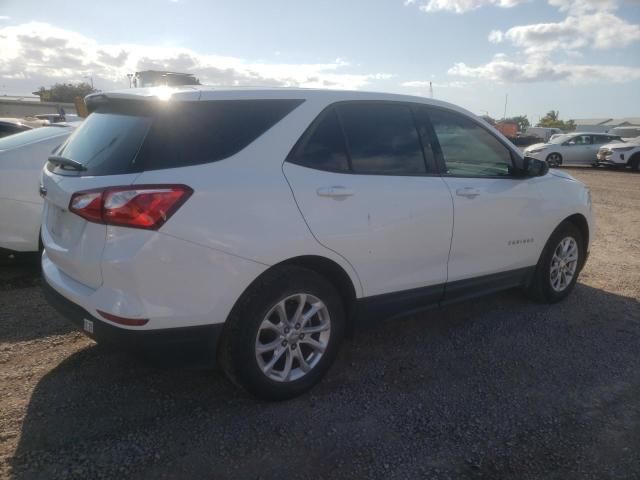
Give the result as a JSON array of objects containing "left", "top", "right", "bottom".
[
  {"left": 56, "top": 112, "right": 152, "bottom": 176},
  {"left": 0, "top": 126, "right": 70, "bottom": 151},
  {"left": 549, "top": 134, "right": 572, "bottom": 144}
]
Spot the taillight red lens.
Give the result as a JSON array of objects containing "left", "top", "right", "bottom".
[
  {"left": 69, "top": 191, "right": 103, "bottom": 223},
  {"left": 69, "top": 185, "right": 193, "bottom": 230}
]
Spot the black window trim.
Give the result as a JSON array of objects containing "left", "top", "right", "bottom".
[
  {"left": 285, "top": 100, "right": 440, "bottom": 177},
  {"left": 419, "top": 104, "right": 526, "bottom": 180},
  {"left": 286, "top": 100, "right": 527, "bottom": 180}
]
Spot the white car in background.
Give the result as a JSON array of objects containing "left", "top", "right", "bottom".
[
  {"left": 41, "top": 86, "right": 593, "bottom": 400},
  {"left": 608, "top": 127, "right": 640, "bottom": 142},
  {"left": 596, "top": 137, "right": 640, "bottom": 171},
  {"left": 0, "top": 124, "right": 78, "bottom": 257},
  {"left": 524, "top": 132, "right": 623, "bottom": 167}
]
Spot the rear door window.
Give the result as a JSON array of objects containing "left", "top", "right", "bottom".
[
  {"left": 54, "top": 99, "right": 303, "bottom": 176},
  {"left": 288, "top": 109, "right": 349, "bottom": 172},
  {"left": 336, "top": 103, "right": 426, "bottom": 175}
]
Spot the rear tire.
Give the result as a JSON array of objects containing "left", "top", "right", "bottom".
[
  {"left": 527, "top": 222, "right": 584, "bottom": 303},
  {"left": 630, "top": 154, "right": 640, "bottom": 172},
  {"left": 218, "top": 266, "right": 345, "bottom": 400}
]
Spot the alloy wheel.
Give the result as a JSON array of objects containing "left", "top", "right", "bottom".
[
  {"left": 255, "top": 293, "right": 331, "bottom": 382},
  {"left": 547, "top": 153, "right": 561, "bottom": 167},
  {"left": 550, "top": 236, "right": 579, "bottom": 292}
]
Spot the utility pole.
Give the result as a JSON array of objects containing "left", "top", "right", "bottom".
[
  {"left": 429, "top": 81, "right": 433, "bottom": 99},
  {"left": 503, "top": 93, "right": 508, "bottom": 120}
]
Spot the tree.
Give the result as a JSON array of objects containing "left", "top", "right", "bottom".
[
  {"left": 502, "top": 115, "right": 530, "bottom": 133},
  {"left": 537, "top": 110, "right": 576, "bottom": 132},
  {"left": 33, "top": 82, "right": 96, "bottom": 103}
]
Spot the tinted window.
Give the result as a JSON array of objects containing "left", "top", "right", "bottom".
[
  {"left": 55, "top": 100, "right": 303, "bottom": 176},
  {"left": 593, "top": 135, "right": 610, "bottom": 144},
  {"left": 288, "top": 109, "right": 349, "bottom": 172},
  {"left": 337, "top": 103, "right": 426, "bottom": 175},
  {"left": 412, "top": 107, "right": 439, "bottom": 172},
  {"left": 138, "top": 100, "right": 303, "bottom": 172},
  {"left": 56, "top": 113, "right": 151, "bottom": 176},
  {"left": 0, "top": 126, "right": 69, "bottom": 150},
  {"left": 429, "top": 109, "right": 513, "bottom": 177},
  {"left": 0, "top": 124, "right": 19, "bottom": 138},
  {"left": 570, "top": 135, "right": 592, "bottom": 145}
]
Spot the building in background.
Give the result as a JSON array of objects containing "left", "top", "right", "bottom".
[
  {"left": 571, "top": 118, "right": 612, "bottom": 133},
  {"left": 0, "top": 97, "right": 77, "bottom": 119},
  {"left": 132, "top": 71, "right": 200, "bottom": 88},
  {"left": 571, "top": 117, "right": 640, "bottom": 133}
]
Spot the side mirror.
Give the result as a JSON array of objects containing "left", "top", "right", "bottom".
[{"left": 523, "top": 156, "right": 549, "bottom": 177}]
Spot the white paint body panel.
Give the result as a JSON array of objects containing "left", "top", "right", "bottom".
[
  {"left": 440, "top": 176, "right": 543, "bottom": 282},
  {"left": 283, "top": 163, "right": 454, "bottom": 296},
  {"left": 41, "top": 87, "right": 594, "bottom": 333},
  {"left": 0, "top": 129, "right": 72, "bottom": 251}
]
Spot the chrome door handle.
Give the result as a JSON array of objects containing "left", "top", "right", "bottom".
[
  {"left": 317, "top": 186, "right": 354, "bottom": 198},
  {"left": 456, "top": 187, "right": 480, "bottom": 199}
]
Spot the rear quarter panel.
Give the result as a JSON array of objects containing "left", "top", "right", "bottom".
[{"left": 133, "top": 98, "right": 365, "bottom": 297}]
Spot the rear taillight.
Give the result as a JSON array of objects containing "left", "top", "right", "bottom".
[{"left": 69, "top": 184, "right": 193, "bottom": 230}]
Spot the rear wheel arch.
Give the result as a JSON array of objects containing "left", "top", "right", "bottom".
[{"left": 224, "top": 255, "right": 358, "bottom": 338}]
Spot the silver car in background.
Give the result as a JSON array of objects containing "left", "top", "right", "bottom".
[{"left": 524, "top": 132, "right": 623, "bottom": 166}]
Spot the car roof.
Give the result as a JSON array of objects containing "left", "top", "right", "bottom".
[{"left": 85, "top": 85, "right": 478, "bottom": 118}]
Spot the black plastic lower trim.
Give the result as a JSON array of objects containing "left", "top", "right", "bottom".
[
  {"left": 355, "top": 267, "right": 535, "bottom": 325},
  {"left": 42, "top": 280, "right": 223, "bottom": 362}
]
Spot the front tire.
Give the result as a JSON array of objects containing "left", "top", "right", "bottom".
[
  {"left": 218, "top": 266, "right": 345, "bottom": 400},
  {"left": 527, "top": 222, "right": 584, "bottom": 303},
  {"left": 546, "top": 153, "right": 562, "bottom": 167}
]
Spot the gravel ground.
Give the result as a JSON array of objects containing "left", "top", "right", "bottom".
[{"left": 1, "top": 168, "right": 639, "bottom": 480}]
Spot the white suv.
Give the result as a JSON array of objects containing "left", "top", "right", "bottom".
[
  {"left": 42, "top": 87, "right": 593, "bottom": 399},
  {"left": 596, "top": 137, "right": 640, "bottom": 170}
]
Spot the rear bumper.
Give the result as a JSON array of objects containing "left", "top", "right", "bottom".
[{"left": 42, "top": 278, "right": 224, "bottom": 360}]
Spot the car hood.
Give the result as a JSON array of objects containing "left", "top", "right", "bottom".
[
  {"left": 548, "top": 169, "right": 578, "bottom": 182},
  {"left": 524, "top": 143, "right": 548, "bottom": 151}
]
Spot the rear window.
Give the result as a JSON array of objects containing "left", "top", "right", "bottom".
[
  {"left": 0, "top": 126, "right": 68, "bottom": 151},
  {"left": 54, "top": 99, "right": 303, "bottom": 176}
]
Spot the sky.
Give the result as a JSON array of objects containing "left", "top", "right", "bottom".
[{"left": 0, "top": 0, "right": 639, "bottom": 122}]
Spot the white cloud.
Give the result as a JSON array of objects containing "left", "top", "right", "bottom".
[
  {"left": 0, "top": 22, "right": 390, "bottom": 93},
  {"left": 449, "top": 54, "right": 640, "bottom": 83},
  {"left": 0, "top": 16, "right": 10, "bottom": 20},
  {"left": 547, "top": 0, "right": 620, "bottom": 12},
  {"left": 407, "top": 0, "right": 525, "bottom": 13},
  {"left": 500, "top": 11, "right": 640, "bottom": 53},
  {"left": 488, "top": 30, "right": 504, "bottom": 43}
]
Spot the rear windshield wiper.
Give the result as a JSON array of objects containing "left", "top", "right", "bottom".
[{"left": 48, "top": 155, "right": 87, "bottom": 171}]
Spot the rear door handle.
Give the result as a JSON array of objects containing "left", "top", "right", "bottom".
[
  {"left": 317, "top": 186, "right": 354, "bottom": 198},
  {"left": 456, "top": 187, "right": 480, "bottom": 199}
]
